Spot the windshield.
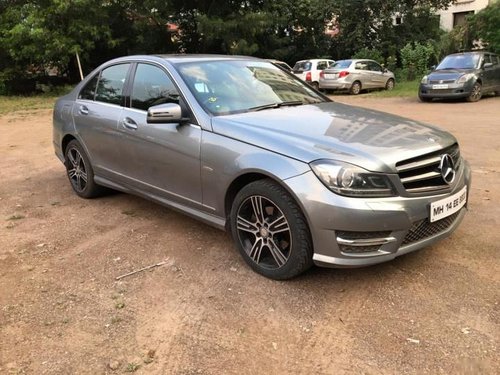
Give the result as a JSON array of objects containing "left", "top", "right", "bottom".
[
  {"left": 436, "top": 54, "right": 480, "bottom": 70},
  {"left": 292, "top": 61, "right": 311, "bottom": 72},
  {"left": 176, "top": 60, "right": 326, "bottom": 116},
  {"left": 330, "top": 60, "right": 352, "bottom": 69}
]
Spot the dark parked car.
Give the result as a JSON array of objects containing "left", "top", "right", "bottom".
[
  {"left": 419, "top": 51, "right": 500, "bottom": 102},
  {"left": 53, "top": 55, "right": 470, "bottom": 279}
]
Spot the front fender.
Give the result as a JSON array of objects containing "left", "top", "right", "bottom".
[{"left": 200, "top": 131, "right": 309, "bottom": 216}]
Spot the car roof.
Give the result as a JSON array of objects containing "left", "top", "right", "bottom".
[
  {"left": 446, "top": 51, "right": 494, "bottom": 56},
  {"left": 295, "top": 59, "right": 334, "bottom": 63},
  {"left": 339, "top": 59, "right": 378, "bottom": 63},
  {"left": 103, "top": 54, "right": 266, "bottom": 65}
]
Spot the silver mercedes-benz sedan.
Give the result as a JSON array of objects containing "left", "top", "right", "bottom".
[{"left": 53, "top": 55, "right": 470, "bottom": 279}]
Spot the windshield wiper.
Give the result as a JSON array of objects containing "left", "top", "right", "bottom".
[{"left": 248, "top": 100, "right": 304, "bottom": 112}]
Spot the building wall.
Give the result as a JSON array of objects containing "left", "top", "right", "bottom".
[{"left": 437, "top": 0, "right": 492, "bottom": 30}]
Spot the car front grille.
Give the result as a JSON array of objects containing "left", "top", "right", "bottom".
[
  {"left": 429, "top": 79, "right": 455, "bottom": 84},
  {"left": 402, "top": 210, "right": 461, "bottom": 246},
  {"left": 396, "top": 144, "right": 461, "bottom": 194}
]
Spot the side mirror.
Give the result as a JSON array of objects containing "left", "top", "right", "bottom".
[
  {"left": 147, "top": 103, "right": 187, "bottom": 124},
  {"left": 483, "top": 62, "right": 493, "bottom": 69},
  {"left": 431, "top": 65, "right": 436, "bottom": 70}
]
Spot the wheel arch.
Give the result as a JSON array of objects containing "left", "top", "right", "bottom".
[
  {"left": 62, "top": 134, "right": 77, "bottom": 155},
  {"left": 223, "top": 171, "right": 313, "bottom": 235}
]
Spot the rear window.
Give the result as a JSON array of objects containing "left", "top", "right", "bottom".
[
  {"left": 293, "top": 61, "right": 312, "bottom": 72},
  {"left": 330, "top": 60, "right": 352, "bottom": 69}
]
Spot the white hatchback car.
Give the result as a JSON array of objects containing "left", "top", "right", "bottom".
[{"left": 293, "top": 59, "right": 335, "bottom": 89}]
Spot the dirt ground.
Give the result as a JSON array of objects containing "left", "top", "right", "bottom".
[{"left": 1, "top": 95, "right": 499, "bottom": 375}]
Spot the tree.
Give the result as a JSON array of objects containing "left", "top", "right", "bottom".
[{"left": 469, "top": 2, "right": 500, "bottom": 54}]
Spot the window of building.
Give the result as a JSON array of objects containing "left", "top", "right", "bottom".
[{"left": 453, "top": 11, "right": 474, "bottom": 28}]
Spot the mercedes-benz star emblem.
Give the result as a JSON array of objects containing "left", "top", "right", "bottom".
[{"left": 439, "top": 154, "right": 455, "bottom": 184}]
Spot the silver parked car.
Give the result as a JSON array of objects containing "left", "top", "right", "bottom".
[
  {"left": 319, "top": 59, "right": 395, "bottom": 94},
  {"left": 53, "top": 55, "right": 470, "bottom": 280}
]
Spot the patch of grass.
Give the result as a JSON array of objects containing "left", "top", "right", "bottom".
[
  {"left": 0, "top": 86, "right": 72, "bottom": 116},
  {"left": 7, "top": 214, "right": 25, "bottom": 221},
  {"left": 126, "top": 363, "right": 140, "bottom": 372},
  {"left": 367, "top": 80, "right": 419, "bottom": 98},
  {"left": 115, "top": 302, "right": 125, "bottom": 309},
  {"left": 121, "top": 209, "right": 138, "bottom": 217},
  {"left": 110, "top": 316, "right": 123, "bottom": 324},
  {"left": 0, "top": 95, "right": 57, "bottom": 115}
]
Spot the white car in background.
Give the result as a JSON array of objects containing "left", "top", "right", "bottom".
[{"left": 293, "top": 59, "right": 334, "bottom": 89}]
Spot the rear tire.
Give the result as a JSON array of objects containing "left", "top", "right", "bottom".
[
  {"left": 64, "top": 140, "right": 106, "bottom": 198},
  {"left": 230, "top": 179, "right": 313, "bottom": 280},
  {"left": 350, "top": 81, "right": 361, "bottom": 95}
]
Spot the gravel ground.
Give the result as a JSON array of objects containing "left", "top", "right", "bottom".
[{"left": 0, "top": 95, "right": 499, "bottom": 374}]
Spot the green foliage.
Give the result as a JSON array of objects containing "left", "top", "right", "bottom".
[
  {"left": 0, "top": 0, "right": 458, "bottom": 92},
  {"left": 469, "top": 2, "right": 500, "bottom": 54},
  {"left": 351, "top": 48, "right": 384, "bottom": 64},
  {"left": 400, "top": 42, "right": 435, "bottom": 80},
  {"left": 386, "top": 55, "right": 397, "bottom": 72}
]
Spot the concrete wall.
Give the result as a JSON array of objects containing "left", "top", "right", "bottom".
[{"left": 437, "top": 0, "right": 491, "bottom": 31}]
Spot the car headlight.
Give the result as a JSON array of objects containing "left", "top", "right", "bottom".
[
  {"left": 457, "top": 73, "right": 474, "bottom": 84},
  {"left": 421, "top": 75, "right": 428, "bottom": 84},
  {"left": 310, "top": 160, "right": 395, "bottom": 198}
]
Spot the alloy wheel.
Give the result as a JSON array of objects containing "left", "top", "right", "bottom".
[
  {"left": 236, "top": 195, "right": 292, "bottom": 269},
  {"left": 351, "top": 82, "right": 361, "bottom": 95},
  {"left": 468, "top": 83, "right": 482, "bottom": 102},
  {"left": 66, "top": 147, "right": 88, "bottom": 193}
]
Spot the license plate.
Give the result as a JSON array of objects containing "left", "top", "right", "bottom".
[
  {"left": 324, "top": 74, "right": 336, "bottom": 79},
  {"left": 430, "top": 186, "right": 467, "bottom": 222},
  {"left": 432, "top": 84, "right": 449, "bottom": 89}
]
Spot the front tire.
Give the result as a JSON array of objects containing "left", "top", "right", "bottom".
[
  {"left": 64, "top": 140, "right": 105, "bottom": 198},
  {"left": 230, "top": 179, "right": 313, "bottom": 280},
  {"left": 466, "top": 82, "right": 482, "bottom": 102},
  {"left": 385, "top": 78, "right": 395, "bottom": 91},
  {"left": 418, "top": 94, "right": 432, "bottom": 102}
]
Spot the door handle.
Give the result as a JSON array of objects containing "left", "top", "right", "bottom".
[
  {"left": 122, "top": 117, "right": 138, "bottom": 130},
  {"left": 79, "top": 105, "right": 89, "bottom": 115}
]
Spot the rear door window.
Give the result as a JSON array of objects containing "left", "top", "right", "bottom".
[
  {"left": 78, "top": 74, "right": 98, "bottom": 100},
  {"left": 95, "top": 64, "right": 130, "bottom": 106},
  {"left": 354, "top": 61, "right": 368, "bottom": 70}
]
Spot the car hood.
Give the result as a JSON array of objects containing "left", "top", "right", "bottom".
[
  {"left": 211, "top": 102, "right": 457, "bottom": 173},
  {"left": 428, "top": 69, "right": 476, "bottom": 80}
]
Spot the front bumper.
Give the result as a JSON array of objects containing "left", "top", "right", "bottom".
[
  {"left": 419, "top": 81, "right": 474, "bottom": 99},
  {"left": 284, "top": 160, "right": 471, "bottom": 267}
]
